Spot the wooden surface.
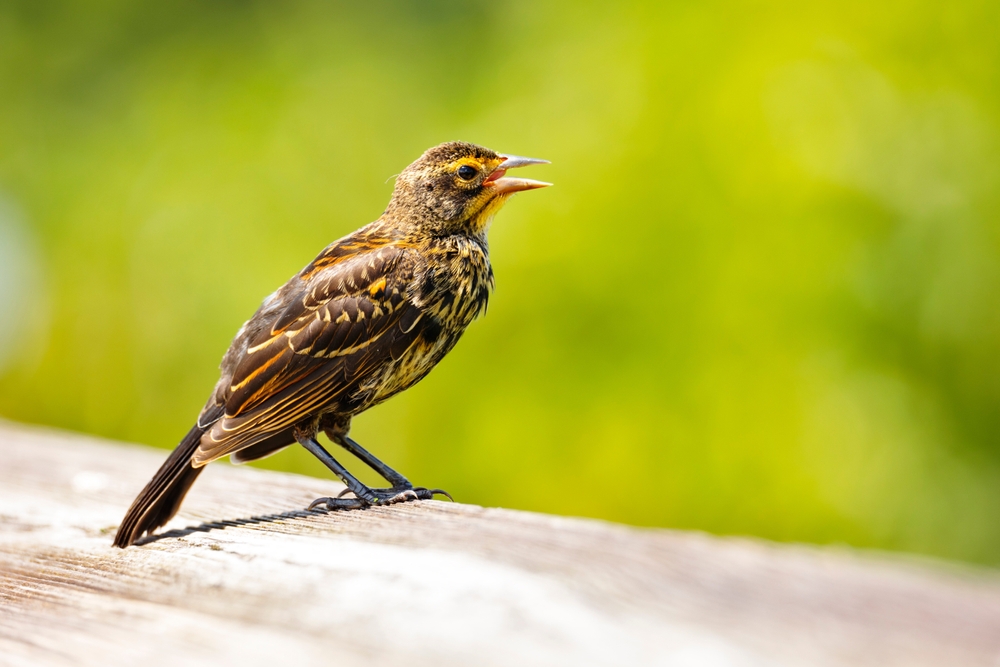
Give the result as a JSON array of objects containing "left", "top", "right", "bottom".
[{"left": 1, "top": 421, "right": 999, "bottom": 667}]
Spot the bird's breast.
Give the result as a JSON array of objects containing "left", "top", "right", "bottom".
[
  {"left": 417, "top": 239, "right": 493, "bottom": 324},
  {"left": 362, "top": 239, "right": 493, "bottom": 407}
]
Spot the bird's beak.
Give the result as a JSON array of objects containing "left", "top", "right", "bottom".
[
  {"left": 485, "top": 154, "right": 552, "bottom": 194},
  {"left": 498, "top": 154, "right": 550, "bottom": 169}
]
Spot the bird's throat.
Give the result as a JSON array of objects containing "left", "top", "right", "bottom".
[{"left": 468, "top": 194, "right": 511, "bottom": 236}]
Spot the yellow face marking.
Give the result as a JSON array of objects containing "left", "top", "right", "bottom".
[
  {"left": 441, "top": 155, "right": 510, "bottom": 231},
  {"left": 468, "top": 191, "right": 511, "bottom": 234},
  {"left": 450, "top": 156, "right": 503, "bottom": 188},
  {"left": 453, "top": 157, "right": 484, "bottom": 176}
]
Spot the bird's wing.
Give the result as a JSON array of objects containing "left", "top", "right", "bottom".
[{"left": 191, "top": 243, "right": 424, "bottom": 466}]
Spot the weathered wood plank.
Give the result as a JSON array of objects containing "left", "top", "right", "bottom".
[{"left": 0, "top": 420, "right": 998, "bottom": 667}]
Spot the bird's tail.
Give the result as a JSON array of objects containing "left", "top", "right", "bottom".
[{"left": 113, "top": 425, "right": 206, "bottom": 548}]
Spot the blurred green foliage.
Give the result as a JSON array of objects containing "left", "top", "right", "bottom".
[{"left": 1, "top": 0, "right": 998, "bottom": 564}]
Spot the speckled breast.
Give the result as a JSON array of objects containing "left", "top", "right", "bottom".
[{"left": 361, "top": 237, "right": 493, "bottom": 411}]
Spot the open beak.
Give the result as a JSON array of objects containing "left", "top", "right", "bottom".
[{"left": 485, "top": 154, "right": 552, "bottom": 194}]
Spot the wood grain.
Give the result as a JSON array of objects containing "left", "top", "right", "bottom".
[{"left": 1, "top": 421, "right": 998, "bottom": 667}]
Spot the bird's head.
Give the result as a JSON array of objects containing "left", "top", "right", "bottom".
[{"left": 388, "top": 141, "right": 550, "bottom": 238}]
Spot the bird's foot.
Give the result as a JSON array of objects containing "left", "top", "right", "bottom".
[
  {"left": 374, "top": 486, "right": 453, "bottom": 504},
  {"left": 343, "top": 485, "right": 454, "bottom": 504},
  {"left": 307, "top": 496, "right": 368, "bottom": 511},
  {"left": 308, "top": 486, "right": 452, "bottom": 511}
]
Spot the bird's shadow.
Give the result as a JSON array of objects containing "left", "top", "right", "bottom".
[{"left": 133, "top": 507, "right": 330, "bottom": 546}]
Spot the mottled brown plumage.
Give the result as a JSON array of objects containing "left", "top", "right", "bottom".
[{"left": 114, "top": 141, "right": 549, "bottom": 547}]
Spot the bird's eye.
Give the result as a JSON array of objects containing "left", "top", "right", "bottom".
[{"left": 457, "top": 165, "right": 478, "bottom": 180}]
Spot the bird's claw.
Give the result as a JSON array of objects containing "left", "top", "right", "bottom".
[
  {"left": 307, "top": 496, "right": 368, "bottom": 511},
  {"left": 418, "top": 487, "right": 455, "bottom": 502},
  {"left": 311, "top": 485, "right": 453, "bottom": 511},
  {"left": 377, "top": 486, "right": 454, "bottom": 504}
]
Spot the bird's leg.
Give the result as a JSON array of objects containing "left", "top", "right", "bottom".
[
  {"left": 296, "top": 433, "right": 378, "bottom": 510},
  {"left": 325, "top": 430, "right": 453, "bottom": 504},
  {"left": 332, "top": 433, "right": 411, "bottom": 489},
  {"left": 298, "top": 431, "right": 450, "bottom": 510}
]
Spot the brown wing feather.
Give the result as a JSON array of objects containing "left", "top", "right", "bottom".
[{"left": 192, "top": 243, "right": 422, "bottom": 466}]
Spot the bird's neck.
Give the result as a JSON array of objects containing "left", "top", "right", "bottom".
[{"left": 368, "top": 213, "right": 490, "bottom": 251}]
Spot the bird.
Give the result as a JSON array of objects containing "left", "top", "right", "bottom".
[{"left": 113, "top": 141, "right": 550, "bottom": 548}]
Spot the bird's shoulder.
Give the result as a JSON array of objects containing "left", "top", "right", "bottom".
[
  {"left": 263, "top": 235, "right": 419, "bottom": 342},
  {"left": 198, "top": 233, "right": 422, "bottom": 428}
]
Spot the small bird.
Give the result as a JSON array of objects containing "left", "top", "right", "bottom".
[{"left": 113, "top": 141, "right": 550, "bottom": 547}]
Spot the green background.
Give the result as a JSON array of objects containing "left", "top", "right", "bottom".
[{"left": 1, "top": 1, "right": 998, "bottom": 564}]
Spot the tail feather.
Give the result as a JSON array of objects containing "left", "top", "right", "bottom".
[{"left": 113, "top": 425, "right": 206, "bottom": 548}]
